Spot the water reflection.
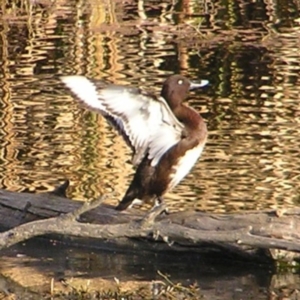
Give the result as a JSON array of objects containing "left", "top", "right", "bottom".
[
  {"left": 3, "top": 238, "right": 299, "bottom": 299},
  {"left": 0, "top": 239, "right": 275, "bottom": 298},
  {"left": 0, "top": 0, "right": 300, "bottom": 213}
]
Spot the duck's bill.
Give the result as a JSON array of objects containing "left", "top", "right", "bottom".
[{"left": 189, "top": 80, "right": 209, "bottom": 90}]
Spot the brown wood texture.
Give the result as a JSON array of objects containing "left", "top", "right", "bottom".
[{"left": 0, "top": 182, "right": 300, "bottom": 262}]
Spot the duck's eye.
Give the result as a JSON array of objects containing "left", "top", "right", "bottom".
[{"left": 178, "top": 80, "right": 183, "bottom": 85}]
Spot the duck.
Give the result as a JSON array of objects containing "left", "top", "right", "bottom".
[{"left": 60, "top": 74, "right": 208, "bottom": 211}]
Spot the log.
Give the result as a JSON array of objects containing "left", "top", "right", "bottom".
[{"left": 0, "top": 181, "right": 300, "bottom": 262}]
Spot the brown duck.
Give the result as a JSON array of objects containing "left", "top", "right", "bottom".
[{"left": 60, "top": 74, "right": 208, "bottom": 210}]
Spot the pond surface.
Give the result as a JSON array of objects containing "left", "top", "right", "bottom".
[
  {"left": 1, "top": 0, "right": 300, "bottom": 298},
  {"left": 1, "top": 0, "right": 300, "bottom": 213}
]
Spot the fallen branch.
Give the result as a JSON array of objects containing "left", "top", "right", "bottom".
[{"left": 0, "top": 182, "right": 300, "bottom": 261}]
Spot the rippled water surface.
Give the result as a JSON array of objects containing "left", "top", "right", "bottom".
[
  {"left": 1, "top": 0, "right": 300, "bottom": 213},
  {"left": 2, "top": 0, "right": 300, "bottom": 213},
  {"left": 1, "top": 0, "right": 300, "bottom": 297}
]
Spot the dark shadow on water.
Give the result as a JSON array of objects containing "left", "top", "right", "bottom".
[{"left": 1, "top": 237, "right": 274, "bottom": 294}]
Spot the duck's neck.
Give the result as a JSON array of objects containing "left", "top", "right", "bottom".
[{"left": 173, "top": 104, "right": 202, "bottom": 130}]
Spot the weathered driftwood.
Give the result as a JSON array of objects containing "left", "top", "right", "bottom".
[{"left": 0, "top": 181, "right": 300, "bottom": 262}]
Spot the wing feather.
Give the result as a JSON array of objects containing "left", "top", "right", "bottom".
[{"left": 60, "top": 75, "right": 184, "bottom": 166}]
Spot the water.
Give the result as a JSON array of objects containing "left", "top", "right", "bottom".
[
  {"left": 0, "top": 238, "right": 276, "bottom": 298},
  {"left": 0, "top": 0, "right": 300, "bottom": 297}
]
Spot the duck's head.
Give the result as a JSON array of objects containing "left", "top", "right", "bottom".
[{"left": 160, "top": 74, "right": 208, "bottom": 109}]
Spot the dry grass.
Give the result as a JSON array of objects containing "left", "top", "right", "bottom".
[{"left": 48, "top": 272, "right": 202, "bottom": 300}]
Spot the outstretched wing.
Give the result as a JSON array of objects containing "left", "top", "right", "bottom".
[{"left": 60, "top": 75, "right": 183, "bottom": 166}]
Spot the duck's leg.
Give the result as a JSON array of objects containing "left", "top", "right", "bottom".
[
  {"left": 140, "top": 202, "right": 167, "bottom": 227},
  {"left": 154, "top": 196, "right": 163, "bottom": 207},
  {"left": 154, "top": 196, "right": 169, "bottom": 214}
]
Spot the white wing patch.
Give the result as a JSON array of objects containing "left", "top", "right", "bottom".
[
  {"left": 168, "top": 143, "right": 205, "bottom": 190},
  {"left": 99, "top": 88, "right": 152, "bottom": 153},
  {"left": 60, "top": 76, "right": 106, "bottom": 111},
  {"left": 148, "top": 125, "right": 179, "bottom": 167},
  {"left": 60, "top": 75, "right": 184, "bottom": 166},
  {"left": 148, "top": 100, "right": 184, "bottom": 167}
]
